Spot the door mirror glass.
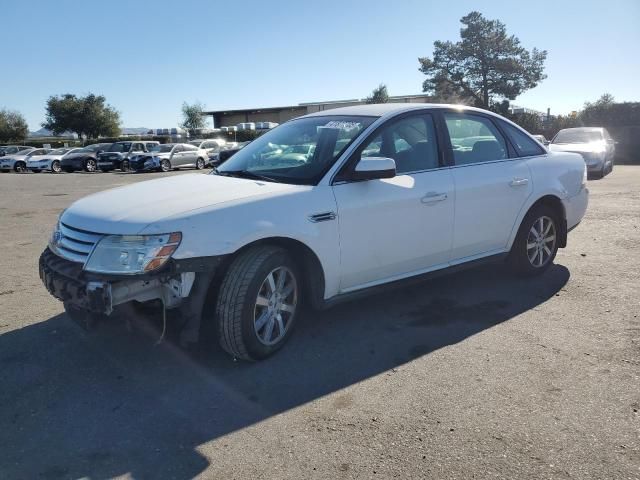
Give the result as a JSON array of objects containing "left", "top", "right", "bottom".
[{"left": 352, "top": 157, "right": 396, "bottom": 181}]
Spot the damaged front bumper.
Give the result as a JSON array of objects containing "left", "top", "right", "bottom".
[{"left": 39, "top": 248, "right": 221, "bottom": 316}]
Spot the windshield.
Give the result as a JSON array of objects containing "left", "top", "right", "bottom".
[
  {"left": 215, "top": 116, "right": 375, "bottom": 185},
  {"left": 553, "top": 130, "right": 602, "bottom": 144},
  {"left": 151, "top": 144, "right": 174, "bottom": 153},
  {"left": 108, "top": 142, "right": 132, "bottom": 152}
]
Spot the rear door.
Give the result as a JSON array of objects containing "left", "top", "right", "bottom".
[{"left": 442, "top": 111, "right": 533, "bottom": 263}]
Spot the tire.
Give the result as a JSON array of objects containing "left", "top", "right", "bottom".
[
  {"left": 14, "top": 161, "right": 26, "bottom": 173},
  {"left": 160, "top": 159, "right": 171, "bottom": 172},
  {"left": 84, "top": 158, "right": 97, "bottom": 172},
  {"left": 195, "top": 157, "right": 205, "bottom": 170},
  {"left": 51, "top": 160, "right": 62, "bottom": 173},
  {"left": 508, "top": 205, "right": 560, "bottom": 276},
  {"left": 216, "top": 246, "right": 301, "bottom": 361},
  {"left": 121, "top": 160, "right": 130, "bottom": 172}
]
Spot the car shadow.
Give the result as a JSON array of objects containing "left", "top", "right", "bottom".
[{"left": 0, "top": 263, "right": 569, "bottom": 479}]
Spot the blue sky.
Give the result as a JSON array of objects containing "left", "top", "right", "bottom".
[{"left": 2, "top": 0, "right": 638, "bottom": 130}]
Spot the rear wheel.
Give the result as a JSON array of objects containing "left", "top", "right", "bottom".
[
  {"left": 509, "top": 205, "right": 560, "bottom": 276},
  {"left": 195, "top": 157, "right": 205, "bottom": 170},
  {"left": 160, "top": 159, "right": 171, "bottom": 172},
  {"left": 51, "top": 160, "right": 62, "bottom": 173},
  {"left": 14, "top": 161, "right": 26, "bottom": 173},
  {"left": 84, "top": 158, "right": 97, "bottom": 172},
  {"left": 215, "top": 246, "right": 301, "bottom": 361}
]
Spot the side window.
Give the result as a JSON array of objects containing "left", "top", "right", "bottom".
[
  {"left": 173, "top": 145, "right": 183, "bottom": 153},
  {"left": 360, "top": 114, "right": 439, "bottom": 174},
  {"left": 500, "top": 122, "right": 545, "bottom": 157},
  {"left": 444, "top": 113, "right": 508, "bottom": 165}
]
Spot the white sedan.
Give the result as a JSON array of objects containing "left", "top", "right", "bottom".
[
  {"left": 26, "top": 148, "right": 81, "bottom": 173},
  {"left": 0, "top": 148, "right": 47, "bottom": 172},
  {"left": 40, "top": 104, "right": 588, "bottom": 361}
]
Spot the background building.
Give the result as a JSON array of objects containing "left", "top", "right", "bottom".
[{"left": 204, "top": 94, "right": 432, "bottom": 128}]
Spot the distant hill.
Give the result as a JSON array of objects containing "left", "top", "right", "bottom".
[
  {"left": 121, "top": 127, "right": 150, "bottom": 135},
  {"left": 28, "top": 127, "right": 150, "bottom": 138}
]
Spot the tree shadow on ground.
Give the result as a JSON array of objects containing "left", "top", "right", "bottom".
[{"left": 0, "top": 263, "right": 569, "bottom": 479}]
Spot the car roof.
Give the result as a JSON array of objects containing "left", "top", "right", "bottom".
[{"left": 301, "top": 103, "right": 492, "bottom": 119}]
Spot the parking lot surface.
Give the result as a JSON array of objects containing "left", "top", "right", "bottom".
[{"left": 0, "top": 168, "right": 638, "bottom": 479}]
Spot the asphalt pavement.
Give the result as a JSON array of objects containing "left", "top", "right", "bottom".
[{"left": 0, "top": 167, "right": 638, "bottom": 479}]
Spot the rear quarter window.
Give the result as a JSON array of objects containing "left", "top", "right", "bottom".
[{"left": 500, "top": 122, "right": 545, "bottom": 157}]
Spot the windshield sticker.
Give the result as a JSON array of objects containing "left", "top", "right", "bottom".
[{"left": 322, "top": 121, "right": 362, "bottom": 131}]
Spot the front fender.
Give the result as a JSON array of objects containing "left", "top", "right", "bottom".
[{"left": 141, "top": 185, "right": 342, "bottom": 299}]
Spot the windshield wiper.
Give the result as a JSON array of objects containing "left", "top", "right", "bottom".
[{"left": 215, "top": 169, "right": 279, "bottom": 183}]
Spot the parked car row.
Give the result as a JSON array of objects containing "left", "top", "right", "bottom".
[{"left": 0, "top": 138, "right": 248, "bottom": 174}]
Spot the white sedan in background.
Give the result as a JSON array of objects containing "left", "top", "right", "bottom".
[
  {"left": 26, "top": 148, "right": 81, "bottom": 173},
  {"left": 0, "top": 148, "right": 47, "bottom": 172}
]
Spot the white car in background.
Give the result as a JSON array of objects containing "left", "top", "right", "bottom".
[
  {"left": 26, "top": 148, "right": 81, "bottom": 173},
  {"left": 188, "top": 139, "right": 226, "bottom": 165},
  {"left": 549, "top": 127, "right": 615, "bottom": 178},
  {"left": 0, "top": 148, "right": 47, "bottom": 172},
  {"left": 40, "top": 104, "right": 588, "bottom": 361}
]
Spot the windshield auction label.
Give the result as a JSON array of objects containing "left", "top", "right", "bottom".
[{"left": 322, "top": 121, "right": 362, "bottom": 131}]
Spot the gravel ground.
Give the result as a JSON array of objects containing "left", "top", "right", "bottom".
[{"left": 0, "top": 167, "right": 638, "bottom": 480}]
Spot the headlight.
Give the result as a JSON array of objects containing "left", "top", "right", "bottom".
[{"left": 84, "top": 232, "right": 182, "bottom": 274}]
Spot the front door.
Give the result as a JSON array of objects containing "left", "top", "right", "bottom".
[{"left": 332, "top": 113, "right": 455, "bottom": 292}]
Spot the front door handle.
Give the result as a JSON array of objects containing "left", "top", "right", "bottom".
[
  {"left": 510, "top": 177, "right": 529, "bottom": 187},
  {"left": 421, "top": 192, "right": 448, "bottom": 204}
]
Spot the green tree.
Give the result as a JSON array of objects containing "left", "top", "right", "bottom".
[
  {"left": 418, "top": 11, "right": 547, "bottom": 108},
  {"left": 365, "top": 84, "right": 389, "bottom": 104},
  {"left": 180, "top": 101, "right": 207, "bottom": 131},
  {"left": 43, "top": 93, "right": 120, "bottom": 139},
  {"left": 0, "top": 109, "right": 29, "bottom": 142}
]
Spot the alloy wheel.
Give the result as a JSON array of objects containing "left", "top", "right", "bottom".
[
  {"left": 253, "top": 266, "right": 298, "bottom": 346},
  {"left": 15, "top": 162, "right": 26, "bottom": 173},
  {"left": 526, "top": 216, "right": 556, "bottom": 268},
  {"left": 52, "top": 161, "right": 61, "bottom": 173},
  {"left": 86, "top": 159, "right": 96, "bottom": 172}
]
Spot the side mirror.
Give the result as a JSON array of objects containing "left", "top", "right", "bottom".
[
  {"left": 352, "top": 157, "right": 396, "bottom": 181},
  {"left": 543, "top": 140, "right": 550, "bottom": 146}
]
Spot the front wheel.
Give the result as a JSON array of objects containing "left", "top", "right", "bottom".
[
  {"left": 14, "top": 161, "right": 26, "bottom": 173},
  {"left": 121, "top": 160, "right": 130, "bottom": 172},
  {"left": 215, "top": 246, "right": 301, "bottom": 361},
  {"left": 509, "top": 205, "right": 560, "bottom": 276},
  {"left": 85, "top": 158, "right": 97, "bottom": 172},
  {"left": 51, "top": 160, "right": 62, "bottom": 173},
  {"left": 195, "top": 157, "right": 205, "bottom": 170}
]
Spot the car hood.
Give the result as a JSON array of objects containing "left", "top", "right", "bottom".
[
  {"left": 549, "top": 143, "right": 603, "bottom": 153},
  {"left": 62, "top": 173, "right": 303, "bottom": 234}
]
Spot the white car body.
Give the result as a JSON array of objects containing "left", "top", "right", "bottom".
[
  {"left": 0, "top": 148, "right": 46, "bottom": 172},
  {"left": 41, "top": 104, "right": 588, "bottom": 358},
  {"left": 26, "top": 148, "right": 80, "bottom": 172}
]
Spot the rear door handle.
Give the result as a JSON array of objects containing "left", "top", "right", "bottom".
[
  {"left": 421, "top": 192, "right": 448, "bottom": 204},
  {"left": 510, "top": 177, "right": 529, "bottom": 187}
]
